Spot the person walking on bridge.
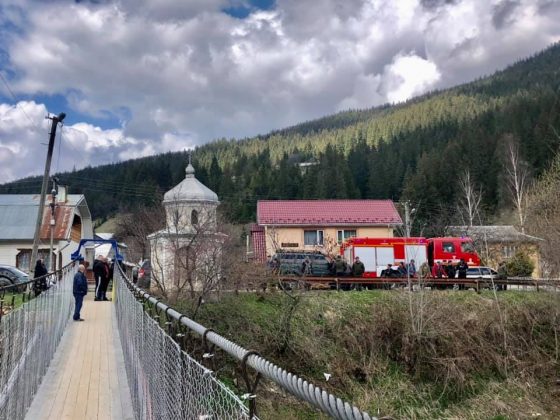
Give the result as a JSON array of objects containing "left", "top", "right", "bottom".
[
  {"left": 73, "top": 264, "right": 88, "bottom": 321},
  {"left": 94, "top": 256, "right": 110, "bottom": 301}
]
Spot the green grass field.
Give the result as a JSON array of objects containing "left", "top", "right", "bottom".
[{"left": 182, "top": 289, "right": 560, "bottom": 419}]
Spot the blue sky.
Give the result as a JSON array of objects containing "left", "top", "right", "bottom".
[
  {"left": 1, "top": 0, "right": 560, "bottom": 182},
  {"left": 224, "top": 0, "right": 275, "bottom": 18}
]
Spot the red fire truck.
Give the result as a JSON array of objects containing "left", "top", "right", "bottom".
[{"left": 341, "top": 237, "right": 480, "bottom": 277}]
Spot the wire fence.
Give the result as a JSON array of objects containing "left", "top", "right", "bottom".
[
  {"left": 114, "top": 265, "right": 375, "bottom": 420},
  {"left": 114, "top": 265, "right": 252, "bottom": 420},
  {"left": 0, "top": 263, "right": 76, "bottom": 420}
]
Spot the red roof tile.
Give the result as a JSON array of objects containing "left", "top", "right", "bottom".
[
  {"left": 39, "top": 205, "right": 74, "bottom": 240},
  {"left": 257, "top": 200, "right": 402, "bottom": 226}
]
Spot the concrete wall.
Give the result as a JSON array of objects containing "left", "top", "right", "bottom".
[{"left": 264, "top": 225, "right": 394, "bottom": 257}]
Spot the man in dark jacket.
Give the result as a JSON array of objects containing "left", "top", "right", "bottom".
[
  {"left": 457, "top": 259, "right": 468, "bottom": 279},
  {"left": 93, "top": 256, "right": 110, "bottom": 301},
  {"left": 446, "top": 261, "right": 456, "bottom": 280},
  {"left": 351, "top": 257, "right": 365, "bottom": 277},
  {"left": 334, "top": 256, "right": 347, "bottom": 276},
  {"left": 73, "top": 264, "right": 88, "bottom": 321}
]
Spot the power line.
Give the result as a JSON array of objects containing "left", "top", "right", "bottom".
[{"left": 0, "top": 71, "right": 41, "bottom": 130}]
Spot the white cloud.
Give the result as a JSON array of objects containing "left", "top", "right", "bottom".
[
  {"left": 0, "top": 0, "right": 559, "bottom": 182},
  {"left": 384, "top": 53, "right": 441, "bottom": 104}
]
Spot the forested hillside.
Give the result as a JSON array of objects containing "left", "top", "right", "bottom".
[{"left": 3, "top": 43, "right": 560, "bottom": 233}]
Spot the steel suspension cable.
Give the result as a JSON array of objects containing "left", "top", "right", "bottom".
[{"left": 114, "top": 265, "right": 375, "bottom": 420}]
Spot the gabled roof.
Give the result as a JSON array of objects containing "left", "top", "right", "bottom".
[
  {"left": 257, "top": 200, "right": 402, "bottom": 226},
  {"left": 0, "top": 194, "right": 88, "bottom": 241},
  {"left": 447, "top": 225, "right": 543, "bottom": 243}
]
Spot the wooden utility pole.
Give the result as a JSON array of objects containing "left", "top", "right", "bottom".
[{"left": 30, "top": 113, "right": 65, "bottom": 275}]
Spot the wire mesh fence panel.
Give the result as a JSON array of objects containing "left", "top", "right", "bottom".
[
  {"left": 0, "top": 263, "right": 76, "bottom": 420},
  {"left": 114, "top": 267, "right": 251, "bottom": 420}
]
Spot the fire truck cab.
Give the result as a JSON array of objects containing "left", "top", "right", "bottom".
[{"left": 427, "top": 237, "right": 480, "bottom": 267}]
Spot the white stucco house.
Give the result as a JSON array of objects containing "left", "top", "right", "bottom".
[
  {"left": 0, "top": 187, "right": 94, "bottom": 272},
  {"left": 148, "top": 162, "right": 225, "bottom": 294}
]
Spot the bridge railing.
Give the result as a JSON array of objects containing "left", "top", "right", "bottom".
[
  {"left": 114, "top": 265, "right": 375, "bottom": 420},
  {"left": 0, "top": 262, "right": 77, "bottom": 420},
  {"left": 114, "top": 265, "right": 253, "bottom": 420}
]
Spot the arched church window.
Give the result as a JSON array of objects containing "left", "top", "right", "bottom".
[{"left": 191, "top": 209, "right": 199, "bottom": 225}]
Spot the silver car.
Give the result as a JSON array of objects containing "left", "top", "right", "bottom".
[
  {"left": 464, "top": 267, "right": 499, "bottom": 279},
  {"left": 455, "top": 266, "right": 503, "bottom": 290}
]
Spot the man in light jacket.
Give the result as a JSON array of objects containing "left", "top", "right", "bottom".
[{"left": 73, "top": 264, "right": 88, "bottom": 321}]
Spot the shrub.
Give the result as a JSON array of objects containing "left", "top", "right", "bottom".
[{"left": 506, "top": 251, "right": 535, "bottom": 277}]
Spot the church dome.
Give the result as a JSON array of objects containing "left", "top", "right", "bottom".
[{"left": 163, "top": 163, "right": 219, "bottom": 204}]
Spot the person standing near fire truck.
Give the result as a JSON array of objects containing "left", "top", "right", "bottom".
[
  {"left": 351, "top": 256, "right": 365, "bottom": 277},
  {"left": 457, "top": 259, "right": 468, "bottom": 279},
  {"left": 446, "top": 261, "right": 456, "bottom": 279},
  {"left": 432, "top": 261, "right": 445, "bottom": 278},
  {"left": 334, "top": 255, "right": 347, "bottom": 276}
]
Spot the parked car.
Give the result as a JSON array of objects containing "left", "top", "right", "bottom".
[
  {"left": 274, "top": 252, "right": 331, "bottom": 276},
  {"left": 137, "top": 259, "right": 151, "bottom": 288},
  {"left": 0, "top": 265, "right": 30, "bottom": 288},
  {"left": 456, "top": 267, "right": 499, "bottom": 280},
  {"left": 455, "top": 266, "right": 505, "bottom": 290}
]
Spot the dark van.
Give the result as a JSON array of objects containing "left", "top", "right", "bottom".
[{"left": 274, "top": 252, "right": 330, "bottom": 276}]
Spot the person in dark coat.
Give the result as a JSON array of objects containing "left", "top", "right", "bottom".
[
  {"left": 446, "top": 261, "right": 456, "bottom": 280},
  {"left": 334, "top": 256, "right": 347, "bottom": 276},
  {"left": 457, "top": 259, "right": 468, "bottom": 279},
  {"left": 73, "top": 264, "right": 88, "bottom": 321},
  {"left": 33, "top": 258, "right": 48, "bottom": 296},
  {"left": 397, "top": 262, "right": 407, "bottom": 277},
  {"left": 351, "top": 257, "right": 365, "bottom": 277},
  {"left": 381, "top": 264, "right": 394, "bottom": 278},
  {"left": 93, "top": 256, "right": 109, "bottom": 301},
  {"left": 407, "top": 259, "right": 417, "bottom": 277}
]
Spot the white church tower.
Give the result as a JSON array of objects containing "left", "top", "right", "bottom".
[
  {"left": 148, "top": 158, "right": 223, "bottom": 296},
  {"left": 162, "top": 161, "right": 219, "bottom": 233}
]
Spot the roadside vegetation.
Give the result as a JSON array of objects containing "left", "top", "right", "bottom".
[{"left": 183, "top": 289, "right": 560, "bottom": 419}]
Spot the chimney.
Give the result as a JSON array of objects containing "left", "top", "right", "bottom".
[{"left": 57, "top": 185, "right": 68, "bottom": 203}]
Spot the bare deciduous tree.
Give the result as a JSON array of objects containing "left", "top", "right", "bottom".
[
  {"left": 115, "top": 205, "right": 165, "bottom": 262},
  {"left": 149, "top": 203, "right": 226, "bottom": 306},
  {"left": 527, "top": 152, "right": 560, "bottom": 276},
  {"left": 457, "top": 170, "right": 483, "bottom": 228},
  {"left": 504, "top": 137, "right": 530, "bottom": 233}
]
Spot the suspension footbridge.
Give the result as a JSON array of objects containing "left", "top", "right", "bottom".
[{"left": 0, "top": 263, "right": 374, "bottom": 420}]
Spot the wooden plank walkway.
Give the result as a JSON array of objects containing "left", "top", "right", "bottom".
[{"left": 26, "top": 295, "right": 134, "bottom": 420}]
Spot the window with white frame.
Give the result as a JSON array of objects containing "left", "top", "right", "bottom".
[
  {"left": 304, "top": 230, "right": 324, "bottom": 246},
  {"left": 337, "top": 229, "right": 357, "bottom": 244}
]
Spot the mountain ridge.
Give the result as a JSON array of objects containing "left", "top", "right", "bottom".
[{"left": 2, "top": 42, "right": 560, "bottom": 233}]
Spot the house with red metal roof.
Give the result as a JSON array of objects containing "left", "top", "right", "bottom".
[{"left": 250, "top": 200, "right": 403, "bottom": 261}]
